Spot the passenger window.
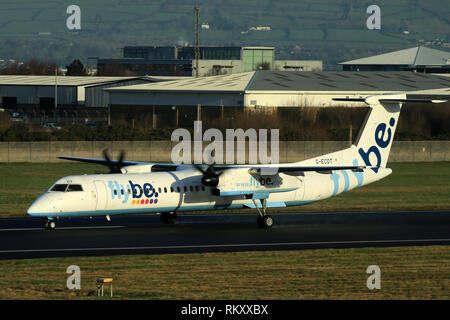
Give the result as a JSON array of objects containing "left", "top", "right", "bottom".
[
  {"left": 164, "top": 187, "right": 167, "bottom": 193},
  {"left": 189, "top": 186, "right": 193, "bottom": 192},
  {"left": 184, "top": 186, "right": 187, "bottom": 192},
  {"left": 195, "top": 186, "right": 199, "bottom": 192}
]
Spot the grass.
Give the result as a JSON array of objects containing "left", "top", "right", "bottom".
[
  {"left": 0, "top": 162, "right": 449, "bottom": 218},
  {"left": 0, "top": 246, "right": 449, "bottom": 299},
  {"left": 0, "top": 162, "right": 449, "bottom": 300}
]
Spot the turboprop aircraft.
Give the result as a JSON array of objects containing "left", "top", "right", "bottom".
[{"left": 27, "top": 94, "right": 446, "bottom": 229}]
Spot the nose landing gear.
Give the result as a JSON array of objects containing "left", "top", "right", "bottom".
[{"left": 44, "top": 218, "right": 56, "bottom": 230}]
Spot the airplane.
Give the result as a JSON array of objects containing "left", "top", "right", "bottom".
[{"left": 27, "top": 93, "right": 446, "bottom": 229}]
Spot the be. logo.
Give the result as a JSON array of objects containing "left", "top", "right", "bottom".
[{"left": 358, "top": 117, "right": 395, "bottom": 173}]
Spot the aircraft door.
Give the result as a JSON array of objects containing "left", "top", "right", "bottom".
[
  {"left": 294, "top": 176, "right": 305, "bottom": 201},
  {"left": 94, "top": 180, "right": 108, "bottom": 210}
]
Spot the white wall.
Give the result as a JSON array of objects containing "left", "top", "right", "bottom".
[
  {"left": 244, "top": 91, "right": 398, "bottom": 107},
  {"left": 110, "top": 91, "right": 244, "bottom": 107}
]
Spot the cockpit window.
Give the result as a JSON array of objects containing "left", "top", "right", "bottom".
[
  {"left": 67, "top": 184, "right": 83, "bottom": 192},
  {"left": 51, "top": 184, "right": 68, "bottom": 192},
  {"left": 50, "top": 184, "right": 83, "bottom": 192}
]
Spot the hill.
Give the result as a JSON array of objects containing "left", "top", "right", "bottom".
[{"left": 0, "top": 0, "right": 449, "bottom": 69}]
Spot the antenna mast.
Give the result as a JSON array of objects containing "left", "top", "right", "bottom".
[{"left": 194, "top": 7, "right": 200, "bottom": 78}]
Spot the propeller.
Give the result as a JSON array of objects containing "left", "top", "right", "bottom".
[
  {"left": 194, "top": 163, "right": 223, "bottom": 187},
  {"left": 103, "top": 149, "right": 126, "bottom": 174}
]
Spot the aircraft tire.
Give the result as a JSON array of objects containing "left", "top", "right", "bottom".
[
  {"left": 46, "top": 220, "right": 56, "bottom": 230},
  {"left": 257, "top": 215, "right": 273, "bottom": 229},
  {"left": 161, "top": 212, "right": 177, "bottom": 224}
]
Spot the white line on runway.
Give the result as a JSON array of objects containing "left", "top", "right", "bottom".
[
  {"left": 1, "top": 238, "right": 450, "bottom": 254},
  {"left": 0, "top": 226, "right": 126, "bottom": 232}
]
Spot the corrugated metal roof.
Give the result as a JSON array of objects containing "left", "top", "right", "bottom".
[
  {"left": 340, "top": 46, "right": 450, "bottom": 66},
  {"left": 105, "top": 71, "right": 450, "bottom": 94},
  {"left": 0, "top": 75, "right": 147, "bottom": 86},
  {"left": 107, "top": 72, "right": 255, "bottom": 93},
  {"left": 247, "top": 71, "right": 450, "bottom": 91}
]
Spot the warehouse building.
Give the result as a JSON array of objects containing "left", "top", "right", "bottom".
[
  {"left": 105, "top": 71, "right": 450, "bottom": 127},
  {"left": 97, "top": 46, "right": 322, "bottom": 77},
  {"left": 0, "top": 75, "right": 165, "bottom": 125},
  {"left": 340, "top": 46, "right": 450, "bottom": 73}
]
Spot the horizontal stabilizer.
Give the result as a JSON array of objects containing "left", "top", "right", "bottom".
[{"left": 333, "top": 97, "right": 448, "bottom": 104}]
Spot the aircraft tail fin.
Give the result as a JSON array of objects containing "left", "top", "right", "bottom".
[{"left": 333, "top": 94, "right": 447, "bottom": 170}]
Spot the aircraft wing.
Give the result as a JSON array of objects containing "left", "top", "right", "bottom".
[
  {"left": 242, "top": 165, "right": 364, "bottom": 174},
  {"left": 58, "top": 156, "right": 364, "bottom": 174},
  {"left": 57, "top": 156, "right": 146, "bottom": 167}
]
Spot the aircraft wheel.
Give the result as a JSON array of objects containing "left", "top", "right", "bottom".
[
  {"left": 46, "top": 220, "right": 56, "bottom": 230},
  {"left": 161, "top": 212, "right": 177, "bottom": 224},
  {"left": 257, "top": 215, "right": 273, "bottom": 229}
]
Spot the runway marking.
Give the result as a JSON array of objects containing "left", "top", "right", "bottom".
[
  {"left": 0, "top": 226, "right": 126, "bottom": 232},
  {"left": 1, "top": 238, "right": 450, "bottom": 254}
]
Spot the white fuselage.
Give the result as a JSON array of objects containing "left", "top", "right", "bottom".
[{"left": 27, "top": 167, "right": 391, "bottom": 218}]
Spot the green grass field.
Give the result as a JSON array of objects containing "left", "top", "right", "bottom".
[
  {"left": 1, "top": 246, "right": 449, "bottom": 299},
  {"left": 0, "top": 162, "right": 449, "bottom": 218},
  {"left": 0, "top": 161, "right": 449, "bottom": 300}
]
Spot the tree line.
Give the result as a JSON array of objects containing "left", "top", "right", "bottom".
[{"left": 0, "top": 59, "right": 134, "bottom": 76}]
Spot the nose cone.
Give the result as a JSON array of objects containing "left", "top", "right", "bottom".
[{"left": 27, "top": 194, "right": 56, "bottom": 217}]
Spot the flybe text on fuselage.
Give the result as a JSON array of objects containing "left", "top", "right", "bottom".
[{"left": 107, "top": 180, "right": 160, "bottom": 204}]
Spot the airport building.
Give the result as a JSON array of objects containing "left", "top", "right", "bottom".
[
  {"left": 0, "top": 75, "right": 166, "bottom": 124},
  {"left": 105, "top": 71, "right": 450, "bottom": 127},
  {"left": 96, "top": 46, "right": 322, "bottom": 77},
  {"left": 340, "top": 46, "right": 450, "bottom": 73}
]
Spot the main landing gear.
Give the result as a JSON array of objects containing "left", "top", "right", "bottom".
[
  {"left": 44, "top": 218, "right": 56, "bottom": 230},
  {"left": 161, "top": 212, "right": 178, "bottom": 224},
  {"left": 252, "top": 198, "right": 274, "bottom": 229}
]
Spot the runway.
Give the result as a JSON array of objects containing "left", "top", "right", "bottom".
[{"left": 1, "top": 210, "right": 450, "bottom": 259}]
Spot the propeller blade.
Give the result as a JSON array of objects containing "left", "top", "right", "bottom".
[
  {"left": 193, "top": 164, "right": 206, "bottom": 175},
  {"left": 118, "top": 150, "right": 125, "bottom": 164},
  {"left": 102, "top": 148, "right": 126, "bottom": 174},
  {"left": 194, "top": 163, "right": 222, "bottom": 187},
  {"left": 103, "top": 149, "right": 112, "bottom": 164}
]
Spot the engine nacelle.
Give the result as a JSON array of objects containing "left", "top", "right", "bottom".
[{"left": 120, "top": 164, "right": 155, "bottom": 174}]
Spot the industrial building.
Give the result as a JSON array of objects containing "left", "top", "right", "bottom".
[
  {"left": 105, "top": 71, "right": 450, "bottom": 127},
  {"left": 340, "top": 46, "right": 450, "bottom": 73},
  {"left": 0, "top": 75, "right": 165, "bottom": 124},
  {"left": 96, "top": 46, "right": 322, "bottom": 77}
]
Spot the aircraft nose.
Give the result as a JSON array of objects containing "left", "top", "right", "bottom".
[{"left": 27, "top": 195, "right": 56, "bottom": 217}]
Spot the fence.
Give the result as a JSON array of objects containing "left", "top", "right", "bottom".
[{"left": 0, "top": 141, "right": 449, "bottom": 163}]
